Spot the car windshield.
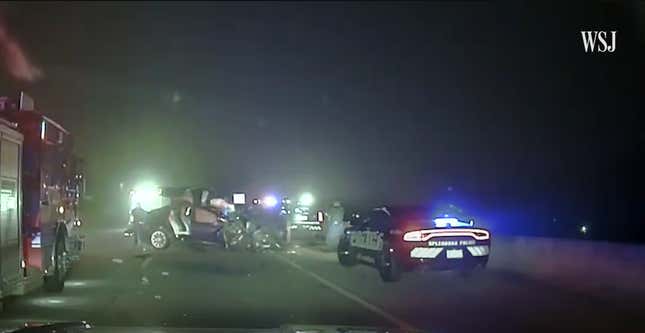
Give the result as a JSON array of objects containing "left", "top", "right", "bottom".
[{"left": 0, "top": 2, "right": 643, "bottom": 333}]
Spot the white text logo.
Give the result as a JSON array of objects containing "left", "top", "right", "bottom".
[{"left": 581, "top": 31, "right": 617, "bottom": 53}]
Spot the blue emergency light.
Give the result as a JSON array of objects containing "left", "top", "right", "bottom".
[{"left": 433, "top": 217, "right": 474, "bottom": 228}]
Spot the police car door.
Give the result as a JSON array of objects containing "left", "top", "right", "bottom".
[{"left": 350, "top": 211, "right": 386, "bottom": 252}]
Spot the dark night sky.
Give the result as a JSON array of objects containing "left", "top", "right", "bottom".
[{"left": 0, "top": 2, "right": 643, "bottom": 240}]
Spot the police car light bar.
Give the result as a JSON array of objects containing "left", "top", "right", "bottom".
[
  {"left": 433, "top": 217, "right": 473, "bottom": 228},
  {"left": 403, "top": 228, "right": 490, "bottom": 242}
]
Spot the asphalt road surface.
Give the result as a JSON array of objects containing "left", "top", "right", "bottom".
[{"left": 0, "top": 220, "right": 643, "bottom": 333}]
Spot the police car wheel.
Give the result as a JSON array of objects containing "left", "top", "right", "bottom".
[
  {"left": 337, "top": 238, "right": 357, "bottom": 266},
  {"left": 378, "top": 249, "right": 402, "bottom": 282}
]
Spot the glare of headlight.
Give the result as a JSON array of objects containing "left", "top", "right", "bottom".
[
  {"left": 57, "top": 206, "right": 65, "bottom": 214},
  {"left": 263, "top": 195, "right": 278, "bottom": 208},
  {"left": 299, "top": 192, "right": 314, "bottom": 206},
  {"left": 130, "top": 182, "right": 162, "bottom": 211}
]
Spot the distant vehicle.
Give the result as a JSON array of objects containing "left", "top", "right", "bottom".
[
  {"left": 337, "top": 206, "right": 490, "bottom": 282},
  {"left": 282, "top": 193, "right": 325, "bottom": 243},
  {"left": 0, "top": 92, "right": 85, "bottom": 294}
]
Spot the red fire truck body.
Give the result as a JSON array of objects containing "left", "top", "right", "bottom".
[{"left": 0, "top": 92, "right": 84, "bottom": 295}]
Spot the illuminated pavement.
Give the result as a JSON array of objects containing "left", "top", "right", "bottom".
[{"left": 0, "top": 223, "right": 642, "bottom": 333}]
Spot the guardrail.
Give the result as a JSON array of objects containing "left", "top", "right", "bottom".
[{"left": 489, "top": 236, "right": 645, "bottom": 296}]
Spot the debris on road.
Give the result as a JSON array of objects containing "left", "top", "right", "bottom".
[
  {"left": 161, "top": 271, "right": 170, "bottom": 277},
  {"left": 141, "top": 276, "right": 150, "bottom": 286},
  {"left": 111, "top": 258, "right": 124, "bottom": 264},
  {"left": 154, "top": 295, "right": 162, "bottom": 300}
]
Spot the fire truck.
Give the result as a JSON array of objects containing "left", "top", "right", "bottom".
[{"left": 0, "top": 92, "right": 84, "bottom": 296}]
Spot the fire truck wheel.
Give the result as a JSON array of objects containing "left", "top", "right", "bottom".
[{"left": 44, "top": 234, "right": 66, "bottom": 292}]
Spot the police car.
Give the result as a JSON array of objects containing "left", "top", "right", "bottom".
[{"left": 337, "top": 206, "right": 490, "bottom": 281}]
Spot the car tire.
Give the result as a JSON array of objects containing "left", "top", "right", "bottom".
[
  {"left": 149, "top": 227, "right": 171, "bottom": 250},
  {"left": 44, "top": 234, "right": 66, "bottom": 292},
  {"left": 378, "top": 247, "right": 402, "bottom": 282},
  {"left": 337, "top": 237, "right": 357, "bottom": 267}
]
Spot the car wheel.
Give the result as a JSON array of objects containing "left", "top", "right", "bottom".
[
  {"left": 337, "top": 237, "right": 357, "bottom": 267},
  {"left": 378, "top": 248, "right": 402, "bottom": 282},
  {"left": 149, "top": 228, "right": 171, "bottom": 249}
]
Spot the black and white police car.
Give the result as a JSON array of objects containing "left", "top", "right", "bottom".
[{"left": 337, "top": 206, "right": 490, "bottom": 281}]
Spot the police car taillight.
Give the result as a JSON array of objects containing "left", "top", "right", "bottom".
[
  {"left": 403, "top": 230, "right": 429, "bottom": 241},
  {"left": 403, "top": 228, "right": 490, "bottom": 242}
]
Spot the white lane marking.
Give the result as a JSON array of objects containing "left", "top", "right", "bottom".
[{"left": 275, "top": 254, "right": 419, "bottom": 331}]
